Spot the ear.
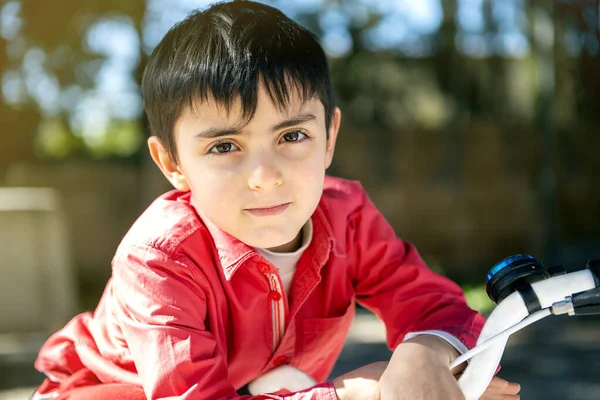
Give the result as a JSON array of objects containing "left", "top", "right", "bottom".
[
  {"left": 148, "top": 137, "right": 190, "bottom": 192},
  {"left": 325, "top": 107, "right": 341, "bottom": 169}
]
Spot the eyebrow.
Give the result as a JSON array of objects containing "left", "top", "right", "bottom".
[
  {"left": 272, "top": 113, "right": 317, "bottom": 132},
  {"left": 194, "top": 113, "right": 318, "bottom": 139}
]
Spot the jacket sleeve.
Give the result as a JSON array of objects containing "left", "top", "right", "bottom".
[
  {"left": 112, "top": 244, "right": 338, "bottom": 400},
  {"left": 348, "top": 189, "right": 485, "bottom": 351}
]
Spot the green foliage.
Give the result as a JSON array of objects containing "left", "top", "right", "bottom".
[
  {"left": 1, "top": 0, "right": 145, "bottom": 162},
  {"left": 3, "top": 0, "right": 600, "bottom": 164},
  {"left": 461, "top": 284, "right": 495, "bottom": 315},
  {"left": 35, "top": 118, "right": 82, "bottom": 159},
  {"left": 86, "top": 120, "right": 144, "bottom": 158}
]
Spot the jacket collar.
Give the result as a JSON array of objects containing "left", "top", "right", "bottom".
[{"left": 188, "top": 195, "right": 346, "bottom": 280}]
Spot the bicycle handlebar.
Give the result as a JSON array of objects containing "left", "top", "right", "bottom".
[{"left": 457, "top": 256, "right": 600, "bottom": 400}]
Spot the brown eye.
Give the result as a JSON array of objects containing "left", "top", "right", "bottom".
[
  {"left": 281, "top": 131, "right": 307, "bottom": 143},
  {"left": 210, "top": 142, "right": 238, "bottom": 154}
]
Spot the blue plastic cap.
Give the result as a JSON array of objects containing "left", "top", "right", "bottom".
[{"left": 486, "top": 254, "right": 535, "bottom": 282}]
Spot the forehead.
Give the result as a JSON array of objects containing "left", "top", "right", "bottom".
[{"left": 184, "top": 83, "right": 324, "bottom": 127}]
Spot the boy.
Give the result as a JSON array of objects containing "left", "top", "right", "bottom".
[{"left": 32, "top": 1, "right": 520, "bottom": 399}]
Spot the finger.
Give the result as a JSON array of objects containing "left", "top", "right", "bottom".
[
  {"left": 490, "top": 381, "right": 520, "bottom": 395},
  {"left": 505, "top": 381, "right": 521, "bottom": 394},
  {"left": 483, "top": 385, "right": 521, "bottom": 396},
  {"left": 487, "top": 377, "right": 511, "bottom": 389},
  {"left": 479, "top": 394, "right": 520, "bottom": 400},
  {"left": 484, "top": 386, "right": 521, "bottom": 396},
  {"left": 486, "top": 377, "right": 520, "bottom": 394}
]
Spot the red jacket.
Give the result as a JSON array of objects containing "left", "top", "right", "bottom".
[{"left": 34, "top": 176, "right": 484, "bottom": 399}]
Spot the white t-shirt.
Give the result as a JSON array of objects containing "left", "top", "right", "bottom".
[{"left": 255, "top": 220, "right": 313, "bottom": 296}]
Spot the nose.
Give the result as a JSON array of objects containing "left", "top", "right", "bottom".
[{"left": 247, "top": 156, "right": 283, "bottom": 192}]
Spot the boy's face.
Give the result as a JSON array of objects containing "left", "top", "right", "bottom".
[{"left": 149, "top": 83, "right": 341, "bottom": 252}]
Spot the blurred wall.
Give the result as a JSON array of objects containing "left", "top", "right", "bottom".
[{"left": 3, "top": 160, "right": 170, "bottom": 305}]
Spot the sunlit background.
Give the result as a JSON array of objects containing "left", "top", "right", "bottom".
[{"left": 0, "top": 0, "right": 599, "bottom": 399}]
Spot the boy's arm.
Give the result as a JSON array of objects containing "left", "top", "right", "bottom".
[
  {"left": 112, "top": 243, "right": 337, "bottom": 400},
  {"left": 348, "top": 188, "right": 485, "bottom": 353},
  {"left": 345, "top": 189, "right": 487, "bottom": 399}
]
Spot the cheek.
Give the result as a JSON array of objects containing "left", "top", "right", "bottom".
[
  {"left": 292, "top": 160, "right": 326, "bottom": 197},
  {"left": 285, "top": 139, "right": 328, "bottom": 167},
  {"left": 191, "top": 177, "right": 240, "bottom": 226},
  {"left": 199, "top": 172, "right": 238, "bottom": 202},
  {"left": 284, "top": 145, "right": 327, "bottom": 183},
  {"left": 182, "top": 160, "right": 238, "bottom": 206}
]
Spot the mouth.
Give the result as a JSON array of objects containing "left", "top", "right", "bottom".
[{"left": 245, "top": 203, "right": 291, "bottom": 217}]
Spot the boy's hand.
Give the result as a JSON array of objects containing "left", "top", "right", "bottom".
[
  {"left": 378, "top": 335, "right": 465, "bottom": 400},
  {"left": 379, "top": 335, "right": 521, "bottom": 400},
  {"left": 332, "top": 361, "right": 388, "bottom": 400}
]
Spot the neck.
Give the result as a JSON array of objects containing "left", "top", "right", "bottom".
[{"left": 266, "top": 229, "right": 303, "bottom": 253}]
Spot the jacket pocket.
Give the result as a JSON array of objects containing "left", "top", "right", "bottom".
[{"left": 299, "top": 299, "right": 356, "bottom": 367}]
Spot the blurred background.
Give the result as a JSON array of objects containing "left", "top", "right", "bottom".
[{"left": 0, "top": 0, "right": 599, "bottom": 398}]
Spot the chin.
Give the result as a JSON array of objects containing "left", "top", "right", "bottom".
[
  {"left": 249, "top": 237, "right": 287, "bottom": 249},
  {"left": 245, "top": 230, "right": 298, "bottom": 250}
]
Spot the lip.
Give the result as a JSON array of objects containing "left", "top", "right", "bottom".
[{"left": 245, "top": 203, "right": 291, "bottom": 217}]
